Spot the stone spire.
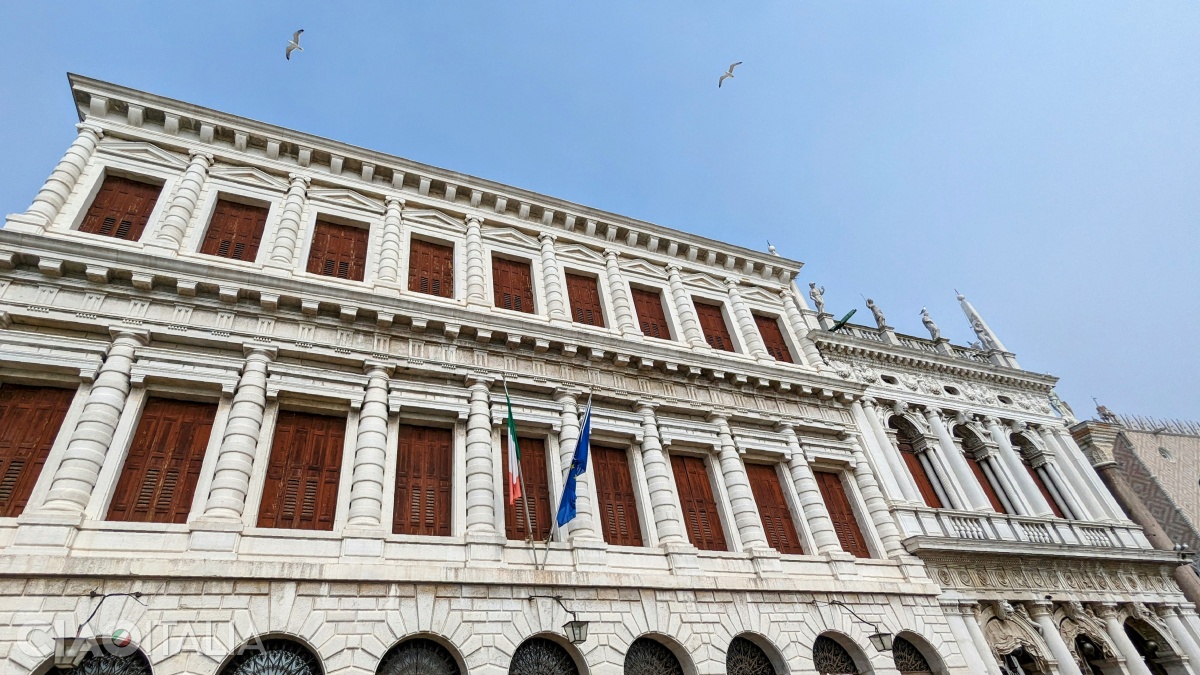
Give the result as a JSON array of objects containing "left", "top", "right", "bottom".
[{"left": 957, "top": 292, "right": 1019, "bottom": 368}]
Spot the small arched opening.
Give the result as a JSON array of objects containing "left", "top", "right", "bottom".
[
  {"left": 726, "top": 634, "right": 783, "bottom": 675},
  {"left": 217, "top": 636, "right": 323, "bottom": 675},
  {"left": 1072, "top": 634, "right": 1107, "bottom": 675},
  {"left": 510, "top": 634, "right": 581, "bottom": 675},
  {"left": 892, "top": 632, "right": 947, "bottom": 675},
  {"left": 1124, "top": 618, "right": 1171, "bottom": 675},
  {"left": 377, "top": 635, "right": 464, "bottom": 675},
  {"left": 42, "top": 644, "right": 153, "bottom": 675},
  {"left": 624, "top": 636, "right": 686, "bottom": 675},
  {"left": 812, "top": 634, "right": 866, "bottom": 675}
]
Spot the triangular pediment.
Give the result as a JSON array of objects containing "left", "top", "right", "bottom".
[
  {"left": 740, "top": 285, "right": 784, "bottom": 305},
  {"left": 682, "top": 271, "right": 726, "bottom": 292},
  {"left": 402, "top": 208, "right": 465, "bottom": 234},
  {"left": 209, "top": 166, "right": 288, "bottom": 191},
  {"left": 619, "top": 257, "right": 666, "bottom": 279},
  {"left": 482, "top": 226, "right": 539, "bottom": 248},
  {"left": 556, "top": 243, "right": 605, "bottom": 265},
  {"left": 309, "top": 188, "right": 385, "bottom": 213},
  {"left": 97, "top": 141, "right": 188, "bottom": 170}
]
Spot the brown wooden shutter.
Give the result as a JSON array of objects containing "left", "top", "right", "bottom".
[
  {"left": 393, "top": 424, "right": 453, "bottom": 535},
  {"left": 591, "top": 445, "right": 642, "bottom": 546},
  {"left": 407, "top": 239, "right": 455, "bottom": 298},
  {"left": 630, "top": 288, "right": 672, "bottom": 339},
  {"left": 502, "top": 436, "right": 551, "bottom": 540},
  {"left": 897, "top": 436, "right": 943, "bottom": 508},
  {"left": 693, "top": 301, "right": 734, "bottom": 351},
  {"left": 745, "top": 463, "right": 803, "bottom": 554},
  {"left": 814, "top": 470, "right": 870, "bottom": 558},
  {"left": 78, "top": 175, "right": 161, "bottom": 241},
  {"left": 257, "top": 410, "right": 345, "bottom": 530},
  {"left": 107, "top": 398, "right": 216, "bottom": 523},
  {"left": 306, "top": 219, "right": 368, "bottom": 281},
  {"left": 671, "top": 454, "right": 727, "bottom": 551},
  {"left": 753, "top": 314, "right": 793, "bottom": 362},
  {"left": 565, "top": 273, "right": 605, "bottom": 327},
  {"left": 966, "top": 454, "right": 1008, "bottom": 513},
  {"left": 492, "top": 257, "right": 535, "bottom": 313},
  {"left": 1024, "top": 461, "right": 1067, "bottom": 518},
  {"left": 0, "top": 385, "right": 74, "bottom": 518},
  {"left": 199, "top": 199, "right": 268, "bottom": 262}
]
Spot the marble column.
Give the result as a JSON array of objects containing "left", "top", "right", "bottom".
[
  {"left": 539, "top": 234, "right": 571, "bottom": 323},
  {"left": 464, "top": 376, "right": 497, "bottom": 533},
  {"left": 377, "top": 197, "right": 404, "bottom": 284},
  {"left": 1037, "top": 425, "right": 1105, "bottom": 520},
  {"left": 154, "top": 150, "right": 212, "bottom": 250},
  {"left": 960, "top": 603, "right": 1004, "bottom": 675},
  {"left": 1096, "top": 604, "right": 1154, "bottom": 675},
  {"left": 346, "top": 363, "right": 393, "bottom": 529},
  {"left": 1026, "top": 602, "right": 1084, "bottom": 675},
  {"left": 977, "top": 453, "right": 1019, "bottom": 514},
  {"left": 555, "top": 388, "right": 596, "bottom": 540},
  {"left": 1039, "top": 462, "right": 1084, "bottom": 520},
  {"left": 986, "top": 418, "right": 1053, "bottom": 516},
  {"left": 944, "top": 603, "right": 1003, "bottom": 675},
  {"left": 25, "top": 123, "right": 104, "bottom": 227},
  {"left": 636, "top": 402, "right": 685, "bottom": 544},
  {"left": 464, "top": 215, "right": 489, "bottom": 306},
  {"left": 854, "top": 399, "right": 921, "bottom": 503},
  {"left": 1158, "top": 605, "right": 1200, "bottom": 669},
  {"left": 927, "top": 408, "right": 992, "bottom": 511},
  {"left": 40, "top": 330, "right": 148, "bottom": 512},
  {"left": 780, "top": 426, "right": 841, "bottom": 554},
  {"left": 778, "top": 288, "right": 823, "bottom": 367},
  {"left": 667, "top": 265, "right": 706, "bottom": 348},
  {"left": 202, "top": 346, "right": 276, "bottom": 520},
  {"left": 604, "top": 250, "right": 640, "bottom": 336},
  {"left": 851, "top": 442, "right": 903, "bottom": 556},
  {"left": 711, "top": 415, "right": 768, "bottom": 550},
  {"left": 725, "top": 278, "right": 770, "bottom": 360},
  {"left": 1053, "top": 426, "right": 1125, "bottom": 520},
  {"left": 268, "top": 174, "right": 310, "bottom": 267}
]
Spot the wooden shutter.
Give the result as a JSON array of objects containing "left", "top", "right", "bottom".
[
  {"left": 565, "top": 273, "right": 605, "bottom": 327},
  {"left": 753, "top": 314, "right": 793, "bottom": 362},
  {"left": 630, "top": 288, "right": 672, "bottom": 339},
  {"left": 898, "top": 438, "right": 943, "bottom": 508},
  {"left": 1025, "top": 461, "right": 1067, "bottom": 518},
  {"left": 671, "top": 454, "right": 727, "bottom": 551},
  {"left": 966, "top": 455, "right": 1008, "bottom": 513},
  {"left": 199, "top": 199, "right": 268, "bottom": 262},
  {"left": 502, "top": 436, "right": 551, "bottom": 540},
  {"left": 107, "top": 398, "right": 216, "bottom": 523},
  {"left": 592, "top": 445, "right": 642, "bottom": 546},
  {"left": 306, "top": 219, "right": 368, "bottom": 281},
  {"left": 745, "top": 463, "right": 803, "bottom": 554},
  {"left": 814, "top": 470, "right": 870, "bottom": 558},
  {"left": 407, "top": 239, "right": 455, "bottom": 298},
  {"left": 257, "top": 411, "right": 345, "bottom": 530},
  {"left": 693, "top": 301, "right": 734, "bottom": 351},
  {"left": 0, "top": 385, "right": 74, "bottom": 518},
  {"left": 393, "top": 424, "right": 453, "bottom": 535},
  {"left": 492, "top": 257, "right": 535, "bottom": 313},
  {"left": 78, "top": 175, "right": 161, "bottom": 241}
]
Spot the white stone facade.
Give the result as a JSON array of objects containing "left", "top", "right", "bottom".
[{"left": 0, "top": 75, "right": 1193, "bottom": 675}]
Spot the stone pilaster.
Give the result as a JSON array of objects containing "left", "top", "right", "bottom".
[
  {"left": 23, "top": 123, "right": 104, "bottom": 230},
  {"left": 201, "top": 346, "right": 276, "bottom": 520},
  {"left": 1095, "top": 603, "right": 1154, "bottom": 675},
  {"left": 710, "top": 415, "right": 768, "bottom": 551},
  {"left": 635, "top": 403, "right": 684, "bottom": 545},
  {"left": 539, "top": 234, "right": 570, "bottom": 324},
  {"left": 778, "top": 288, "right": 824, "bottom": 367},
  {"left": 463, "top": 215, "right": 489, "bottom": 306},
  {"left": 725, "top": 278, "right": 770, "bottom": 361},
  {"left": 153, "top": 150, "right": 212, "bottom": 250},
  {"left": 604, "top": 250, "right": 640, "bottom": 337},
  {"left": 377, "top": 197, "right": 404, "bottom": 284},
  {"left": 780, "top": 427, "right": 841, "bottom": 555},
  {"left": 927, "top": 408, "right": 992, "bottom": 511},
  {"left": 346, "top": 362, "right": 393, "bottom": 529},
  {"left": 464, "top": 376, "right": 498, "bottom": 533},
  {"left": 267, "top": 174, "right": 310, "bottom": 268},
  {"left": 667, "top": 265, "right": 706, "bottom": 348},
  {"left": 854, "top": 399, "right": 921, "bottom": 503},
  {"left": 851, "top": 442, "right": 903, "bottom": 557}
]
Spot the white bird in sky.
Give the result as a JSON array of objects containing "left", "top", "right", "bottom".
[
  {"left": 718, "top": 61, "right": 742, "bottom": 88},
  {"left": 286, "top": 29, "right": 304, "bottom": 60}
]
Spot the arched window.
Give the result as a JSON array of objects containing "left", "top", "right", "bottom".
[
  {"left": 1010, "top": 434, "right": 1069, "bottom": 519},
  {"left": 1073, "top": 634, "right": 1106, "bottom": 675},
  {"left": 955, "top": 427, "right": 1010, "bottom": 514},
  {"left": 1124, "top": 619, "right": 1169, "bottom": 675},
  {"left": 892, "top": 636, "right": 933, "bottom": 674},
  {"left": 889, "top": 419, "right": 943, "bottom": 508},
  {"left": 220, "top": 638, "right": 322, "bottom": 675},
  {"left": 727, "top": 636, "right": 777, "bottom": 675},
  {"left": 624, "top": 637, "right": 684, "bottom": 675},
  {"left": 812, "top": 636, "right": 858, "bottom": 675},
  {"left": 510, "top": 637, "right": 579, "bottom": 675},
  {"left": 378, "top": 638, "right": 461, "bottom": 675},
  {"left": 46, "top": 650, "right": 152, "bottom": 675}
]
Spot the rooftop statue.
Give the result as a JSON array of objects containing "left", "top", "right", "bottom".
[
  {"left": 920, "top": 307, "right": 941, "bottom": 341},
  {"left": 809, "top": 283, "right": 826, "bottom": 315},
  {"left": 866, "top": 298, "right": 887, "bottom": 329}
]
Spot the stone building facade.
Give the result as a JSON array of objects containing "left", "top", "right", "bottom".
[{"left": 0, "top": 74, "right": 1195, "bottom": 675}]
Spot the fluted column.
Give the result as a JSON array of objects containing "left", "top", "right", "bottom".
[
  {"left": 780, "top": 427, "right": 841, "bottom": 554},
  {"left": 1096, "top": 604, "right": 1154, "bottom": 675},
  {"left": 667, "top": 265, "right": 706, "bottom": 348},
  {"left": 25, "top": 123, "right": 104, "bottom": 227},
  {"left": 555, "top": 388, "right": 596, "bottom": 539},
  {"left": 202, "top": 346, "right": 276, "bottom": 519},
  {"left": 268, "top": 174, "right": 310, "bottom": 267},
  {"left": 604, "top": 250, "right": 640, "bottom": 336},
  {"left": 778, "top": 288, "right": 823, "bottom": 366},
  {"left": 464, "top": 215, "right": 489, "bottom": 306},
  {"left": 377, "top": 197, "right": 404, "bottom": 284},
  {"left": 985, "top": 418, "right": 1054, "bottom": 516},
  {"left": 854, "top": 399, "right": 921, "bottom": 503},
  {"left": 926, "top": 408, "right": 992, "bottom": 511},
  {"left": 346, "top": 363, "right": 393, "bottom": 528},
  {"left": 1041, "top": 461, "right": 1085, "bottom": 520},
  {"left": 40, "top": 330, "right": 147, "bottom": 512},
  {"left": 725, "top": 279, "right": 770, "bottom": 360},
  {"left": 636, "top": 402, "right": 685, "bottom": 544},
  {"left": 154, "top": 150, "right": 212, "bottom": 249},
  {"left": 711, "top": 415, "right": 768, "bottom": 550},
  {"left": 464, "top": 376, "right": 497, "bottom": 533},
  {"left": 976, "top": 441, "right": 1030, "bottom": 515},
  {"left": 851, "top": 442, "right": 903, "bottom": 555},
  {"left": 1037, "top": 425, "right": 1106, "bottom": 520},
  {"left": 1158, "top": 605, "right": 1200, "bottom": 668},
  {"left": 1026, "top": 603, "right": 1084, "bottom": 675},
  {"left": 539, "top": 234, "right": 570, "bottom": 323}
]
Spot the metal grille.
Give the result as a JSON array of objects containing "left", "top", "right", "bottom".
[
  {"left": 892, "top": 637, "right": 933, "bottom": 674},
  {"left": 49, "top": 652, "right": 152, "bottom": 675},
  {"left": 624, "top": 638, "right": 684, "bottom": 675},
  {"left": 221, "top": 639, "right": 322, "bottom": 675},
  {"left": 812, "top": 636, "right": 858, "bottom": 674},
  {"left": 378, "top": 638, "right": 460, "bottom": 675},
  {"left": 509, "top": 637, "right": 578, "bottom": 675},
  {"left": 727, "top": 637, "right": 776, "bottom": 675}
]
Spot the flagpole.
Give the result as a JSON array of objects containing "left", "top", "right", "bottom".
[
  {"left": 504, "top": 374, "right": 538, "bottom": 565},
  {"left": 543, "top": 390, "right": 592, "bottom": 571}
]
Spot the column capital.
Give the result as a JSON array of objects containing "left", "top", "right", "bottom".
[
  {"left": 464, "top": 213, "right": 485, "bottom": 227},
  {"left": 287, "top": 173, "right": 311, "bottom": 189},
  {"left": 109, "top": 328, "right": 151, "bottom": 346},
  {"left": 242, "top": 344, "right": 278, "bottom": 361},
  {"left": 1024, "top": 601, "right": 1055, "bottom": 619},
  {"left": 1153, "top": 603, "right": 1179, "bottom": 619},
  {"left": 1092, "top": 602, "right": 1121, "bottom": 619},
  {"left": 723, "top": 276, "right": 743, "bottom": 289},
  {"left": 188, "top": 149, "right": 215, "bottom": 165},
  {"left": 385, "top": 195, "right": 405, "bottom": 209},
  {"left": 76, "top": 122, "right": 105, "bottom": 138},
  {"left": 538, "top": 232, "right": 557, "bottom": 244},
  {"left": 634, "top": 400, "right": 659, "bottom": 415},
  {"left": 603, "top": 248, "right": 621, "bottom": 260},
  {"left": 982, "top": 415, "right": 1003, "bottom": 428},
  {"left": 553, "top": 387, "right": 581, "bottom": 403},
  {"left": 364, "top": 360, "right": 394, "bottom": 379},
  {"left": 465, "top": 373, "right": 494, "bottom": 390},
  {"left": 1010, "top": 420, "right": 1029, "bottom": 434},
  {"left": 923, "top": 405, "right": 944, "bottom": 418},
  {"left": 666, "top": 263, "right": 683, "bottom": 275}
]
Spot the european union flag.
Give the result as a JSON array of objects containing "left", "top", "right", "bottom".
[{"left": 555, "top": 397, "right": 592, "bottom": 528}]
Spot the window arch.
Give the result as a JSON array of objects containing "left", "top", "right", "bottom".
[
  {"left": 219, "top": 638, "right": 322, "bottom": 675},
  {"left": 726, "top": 636, "right": 777, "bottom": 675},
  {"left": 509, "top": 636, "right": 579, "bottom": 675},
  {"left": 812, "top": 636, "right": 858, "bottom": 675},
  {"left": 889, "top": 418, "right": 943, "bottom": 508},
  {"left": 45, "top": 649, "right": 152, "bottom": 675},
  {"left": 378, "top": 637, "right": 462, "bottom": 675},
  {"left": 1124, "top": 618, "right": 1170, "bottom": 675},
  {"left": 954, "top": 426, "right": 1010, "bottom": 514},
  {"left": 624, "top": 637, "right": 684, "bottom": 675},
  {"left": 892, "top": 636, "right": 933, "bottom": 674}
]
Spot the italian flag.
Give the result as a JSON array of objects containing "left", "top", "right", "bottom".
[{"left": 504, "top": 380, "right": 522, "bottom": 504}]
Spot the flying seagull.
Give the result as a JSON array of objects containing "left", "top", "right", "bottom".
[
  {"left": 828, "top": 309, "right": 857, "bottom": 332},
  {"left": 286, "top": 29, "right": 304, "bottom": 60},
  {"left": 718, "top": 61, "right": 742, "bottom": 88}
]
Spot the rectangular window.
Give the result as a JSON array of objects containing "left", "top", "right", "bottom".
[
  {"left": 407, "top": 238, "right": 455, "bottom": 298},
  {"left": 0, "top": 385, "right": 74, "bottom": 518},
  {"left": 492, "top": 256, "right": 535, "bottom": 313},
  {"left": 107, "top": 398, "right": 216, "bottom": 523},
  {"left": 1025, "top": 461, "right": 1067, "bottom": 519},
  {"left": 897, "top": 437, "right": 943, "bottom": 508},
  {"left": 565, "top": 273, "right": 605, "bottom": 327},
  {"left": 631, "top": 288, "right": 672, "bottom": 339},
  {"left": 393, "top": 424, "right": 453, "bottom": 535},
  {"left": 694, "top": 301, "right": 734, "bottom": 351},
  {"left": 814, "top": 470, "right": 871, "bottom": 558},
  {"left": 671, "top": 454, "right": 727, "bottom": 551},
  {"left": 967, "top": 455, "right": 1009, "bottom": 514},
  {"left": 745, "top": 463, "right": 804, "bottom": 554},
  {"left": 306, "top": 219, "right": 368, "bottom": 281},
  {"left": 79, "top": 175, "right": 162, "bottom": 241},
  {"left": 257, "top": 410, "right": 345, "bottom": 530},
  {"left": 754, "top": 314, "right": 793, "bottom": 363},
  {"left": 502, "top": 436, "right": 551, "bottom": 540},
  {"left": 592, "top": 445, "right": 642, "bottom": 546},
  {"left": 199, "top": 199, "right": 268, "bottom": 262}
]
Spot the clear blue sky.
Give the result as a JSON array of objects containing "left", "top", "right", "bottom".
[{"left": 1, "top": 2, "right": 1197, "bottom": 420}]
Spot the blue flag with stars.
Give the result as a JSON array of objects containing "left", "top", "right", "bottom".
[{"left": 555, "top": 397, "right": 592, "bottom": 527}]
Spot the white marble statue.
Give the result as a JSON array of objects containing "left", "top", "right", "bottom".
[
  {"left": 866, "top": 298, "right": 887, "bottom": 329},
  {"left": 920, "top": 307, "right": 941, "bottom": 341},
  {"left": 809, "top": 283, "right": 826, "bottom": 315}
]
